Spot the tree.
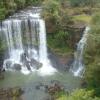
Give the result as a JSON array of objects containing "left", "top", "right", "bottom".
[{"left": 14, "top": 0, "right": 26, "bottom": 9}]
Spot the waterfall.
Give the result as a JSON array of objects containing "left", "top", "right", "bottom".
[
  {"left": 0, "top": 7, "right": 56, "bottom": 75},
  {"left": 3, "top": 20, "right": 23, "bottom": 64},
  {"left": 71, "top": 27, "right": 90, "bottom": 77},
  {"left": 38, "top": 20, "right": 57, "bottom": 75}
]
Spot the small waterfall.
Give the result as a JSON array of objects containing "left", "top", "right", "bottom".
[
  {"left": 0, "top": 7, "right": 56, "bottom": 75},
  {"left": 71, "top": 27, "right": 90, "bottom": 77}
]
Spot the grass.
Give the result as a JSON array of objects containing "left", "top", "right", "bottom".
[
  {"left": 56, "top": 95, "right": 67, "bottom": 100},
  {"left": 50, "top": 46, "right": 73, "bottom": 57},
  {"left": 73, "top": 14, "right": 92, "bottom": 24}
]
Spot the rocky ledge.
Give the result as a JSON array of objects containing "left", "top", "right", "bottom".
[{"left": 46, "top": 19, "right": 86, "bottom": 48}]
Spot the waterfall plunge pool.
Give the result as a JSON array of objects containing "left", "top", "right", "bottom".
[{"left": 0, "top": 71, "right": 81, "bottom": 100}]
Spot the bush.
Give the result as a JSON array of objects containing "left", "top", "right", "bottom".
[
  {"left": 56, "top": 89, "right": 100, "bottom": 100},
  {"left": 15, "top": 0, "right": 26, "bottom": 9},
  {"left": 25, "top": 0, "right": 42, "bottom": 6},
  {"left": 0, "top": 8, "right": 6, "bottom": 20},
  {"left": 55, "top": 31, "right": 69, "bottom": 46},
  {"left": 0, "top": 1, "right": 6, "bottom": 20}
]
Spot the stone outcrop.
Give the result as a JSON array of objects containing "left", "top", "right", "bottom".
[
  {"left": 0, "top": 87, "right": 23, "bottom": 100},
  {"left": 30, "top": 58, "right": 42, "bottom": 69},
  {"left": 65, "top": 22, "right": 86, "bottom": 48}
]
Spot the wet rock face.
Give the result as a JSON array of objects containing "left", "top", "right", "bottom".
[
  {"left": 0, "top": 87, "right": 23, "bottom": 100},
  {"left": 46, "top": 18, "right": 85, "bottom": 34},
  {"left": 66, "top": 23, "right": 85, "bottom": 48}
]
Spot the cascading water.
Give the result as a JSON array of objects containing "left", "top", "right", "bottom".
[
  {"left": 71, "top": 27, "right": 90, "bottom": 77},
  {"left": 38, "top": 20, "right": 57, "bottom": 75},
  {"left": 3, "top": 20, "right": 23, "bottom": 64},
  {"left": 0, "top": 7, "right": 56, "bottom": 75}
]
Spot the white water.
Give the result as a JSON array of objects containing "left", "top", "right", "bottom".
[
  {"left": 71, "top": 27, "right": 90, "bottom": 77},
  {"left": 1, "top": 7, "right": 57, "bottom": 76},
  {"left": 38, "top": 19, "right": 56, "bottom": 76},
  {"left": 3, "top": 19, "right": 23, "bottom": 64}
]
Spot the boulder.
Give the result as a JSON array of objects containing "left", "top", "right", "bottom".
[
  {"left": 5, "top": 60, "right": 12, "bottom": 69},
  {"left": 30, "top": 58, "right": 42, "bottom": 69},
  {"left": 0, "top": 87, "right": 23, "bottom": 100},
  {"left": 13, "top": 63, "right": 21, "bottom": 71},
  {"left": 47, "top": 83, "right": 64, "bottom": 95}
]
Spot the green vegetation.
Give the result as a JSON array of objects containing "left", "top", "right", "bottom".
[
  {"left": 0, "top": 0, "right": 42, "bottom": 20},
  {"left": 84, "top": 12, "right": 100, "bottom": 96},
  {"left": 73, "top": 14, "right": 92, "bottom": 24},
  {"left": 47, "top": 30, "right": 74, "bottom": 56},
  {"left": 47, "top": 34, "right": 73, "bottom": 56},
  {"left": 42, "top": 0, "right": 73, "bottom": 32},
  {"left": 56, "top": 89, "right": 100, "bottom": 100}
]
